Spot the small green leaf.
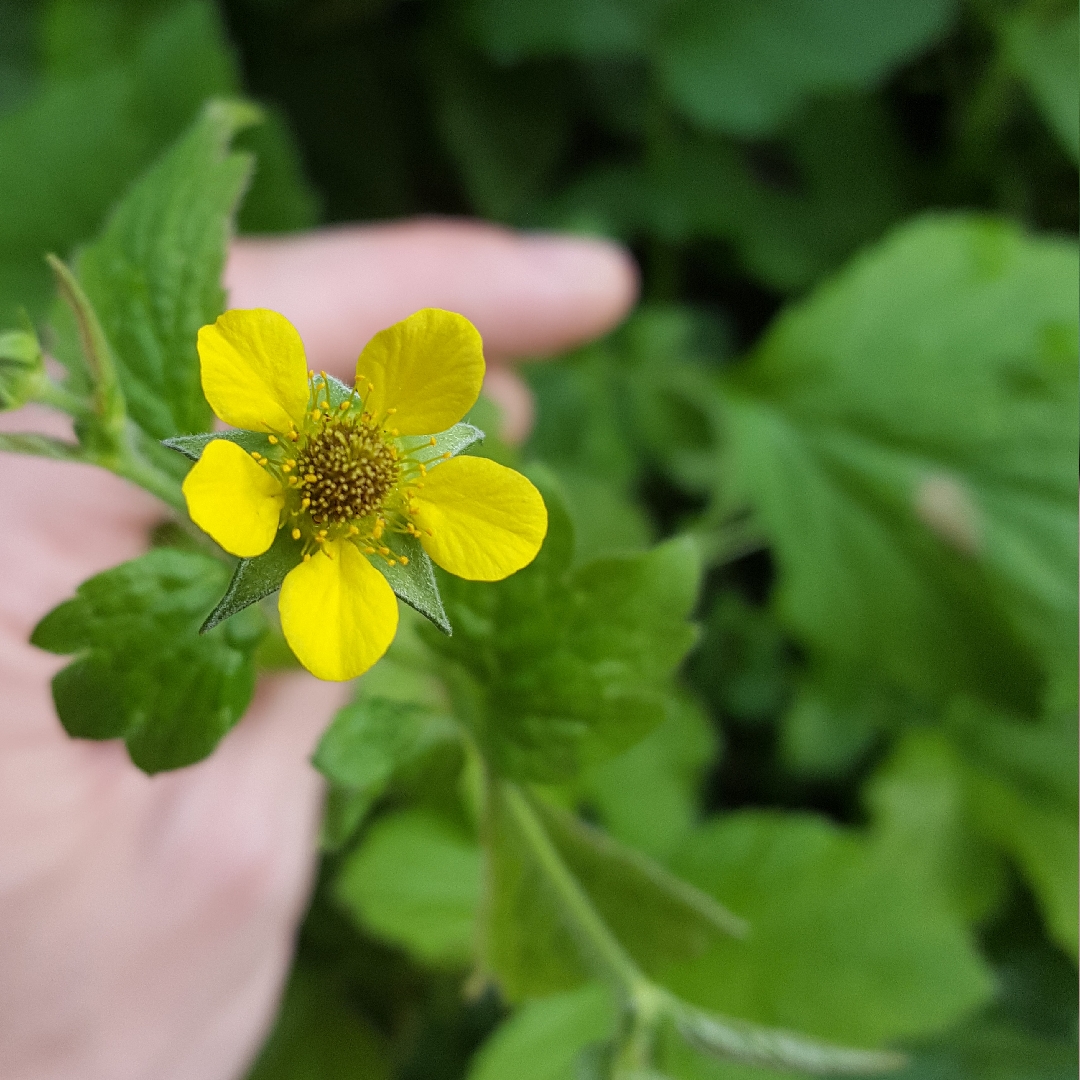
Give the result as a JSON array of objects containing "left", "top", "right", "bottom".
[
  {"left": 485, "top": 784, "right": 745, "bottom": 1000},
  {"left": 201, "top": 528, "right": 304, "bottom": 633},
  {"left": 32, "top": 547, "right": 265, "bottom": 773},
  {"left": 0, "top": 326, "right": 44, "bottom": 409},
  {"left": 313, "top": 696, "right": 459, "bottom": 849},
  {"left": 162, "top": 429, "right": 275, "bottom": 461},
  {"left": 334, "top": 810, "right": 481, "bottom": 966},
  {"left": 55, "top": 97, "right": 261, "bottom": 438}
]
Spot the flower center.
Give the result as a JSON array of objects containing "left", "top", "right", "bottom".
[{"left": 293, "top": 413, "right": 399, "bottom": 526}]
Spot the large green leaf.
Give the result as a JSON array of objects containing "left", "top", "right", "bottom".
[
  {"left": 664, "top": 811, "right": 994, "bottom": 1048},
  {"left": 334, "top": 810, "right": 482, "bottom": 966},
  {"left": 723, "top": 214, "right": 1079, "bottom": 716},
  {"left": 426, "top": 472, "right": 701, "bottom": 783},
  {"left": 31, "top": 548, "right": 265, "bottom": 773},
  {"left": 656, "top": 0, "right": 957, "bottom": 136}
]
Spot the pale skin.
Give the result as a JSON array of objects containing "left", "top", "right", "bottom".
[{"left": 0, "top": 219, "right": 638, "bottom": 1080}]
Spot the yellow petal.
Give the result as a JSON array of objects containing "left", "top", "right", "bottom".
[
  {"left": 182, "top": 438, "right": 284, "bottom": 557},
  {"left": 279, "top": 541, "right": 399, "bottom": 681},
  {"left": 355, "top": 309, "right": 484, "bottom": 436},
  {"left": 199, "top": 309, "right": 309, "bottom": 432},
  {"left": 413, "top": 456, "right": 547, "bottom": 581}
]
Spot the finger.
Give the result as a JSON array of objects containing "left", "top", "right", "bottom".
[{"left": 225, "top": 218, "right": 639, "bottom": 376}]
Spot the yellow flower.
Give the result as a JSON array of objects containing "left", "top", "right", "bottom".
[{"left": 181, "top": 307, "right": 547, "bottom": 681}]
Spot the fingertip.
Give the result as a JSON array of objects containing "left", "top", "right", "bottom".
[{"left": 515, "top": 233, "right": 640, "bottom": 354}]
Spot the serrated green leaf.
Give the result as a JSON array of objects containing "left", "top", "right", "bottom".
[
  {"left": 32, "top": 547, "right": 265, "bottom": 773},
  {"left": 663, "top": 811, "right": 994, "bottom": 1047},
  {"left": 334, "top": 810, "right": 481, "bottom": 965},
  {"left": 723, "top": 215, "right": 1079, "bottom": 717},
  {"left": 485, "top": 783, "right": 745, "bottom": 1000},
  {"left": 54, "top": 97, "right": 260, "bottom": 438},
  {"left": 246, "top": 961, "right": 390, "bottom": 1080},
  {"left": 466, "top": 984, "right": 615, "bottom": 1080},
  {"left": 313, "top": 696, "right": 459, "bottom": 848},
  {"left": 656, "top": 0, "right": 957, "bottom": 136},
  {"left": 427, "top": 472, "right": 701, "bottom": 783}
]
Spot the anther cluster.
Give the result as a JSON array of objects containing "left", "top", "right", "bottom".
[{"left": 294, "top": 417, "right": 399, "bottom": 525}]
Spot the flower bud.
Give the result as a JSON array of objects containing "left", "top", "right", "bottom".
[{"left": 0, "top": 329, "right": 44, "bottom": 410}]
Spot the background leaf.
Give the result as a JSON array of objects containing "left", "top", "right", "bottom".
[
  {"left": 334, "top": 810, "right": 482, "bottom": 966},
  {"left": 664, "top": 811, "right": 994, "bottom": 1048},
  {"left": 723, "top": 214, "right": 1079, "bottom": 716}
]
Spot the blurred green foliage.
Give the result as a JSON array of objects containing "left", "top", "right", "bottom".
[{"left": 2, "top": 0, "right": 1076, "bottom": 1077}]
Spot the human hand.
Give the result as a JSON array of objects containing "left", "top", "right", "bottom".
[{"left": 0, "top": 219, "right": 636, "bottom": 1080}]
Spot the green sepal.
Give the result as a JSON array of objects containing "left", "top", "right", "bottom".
[
  {"left": 31, "top": 548, "right": 266, "bottom": 774},
  {"left": 201, "top": 528, "right": 304, "bottom": 634},
  {"left": 162, "top": 429, "right": 274, "bottom": 462},
  {"left": 398, "top": 421, "right": 485, "bottom": 463},
  {"left": 376, "top": 531, "right": 451, "bottom": 635}
]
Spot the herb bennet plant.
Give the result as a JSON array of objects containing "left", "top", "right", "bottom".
[{"left": 1, "top": 1, "right": 1076, "bottom": 1079}]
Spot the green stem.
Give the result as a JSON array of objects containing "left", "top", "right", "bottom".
[
  {"left": 46, "top": 254, "right": 126, "bottom": 443},
  {"left": 499, "top": 781, "right": 647, "bottom": 995}
]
